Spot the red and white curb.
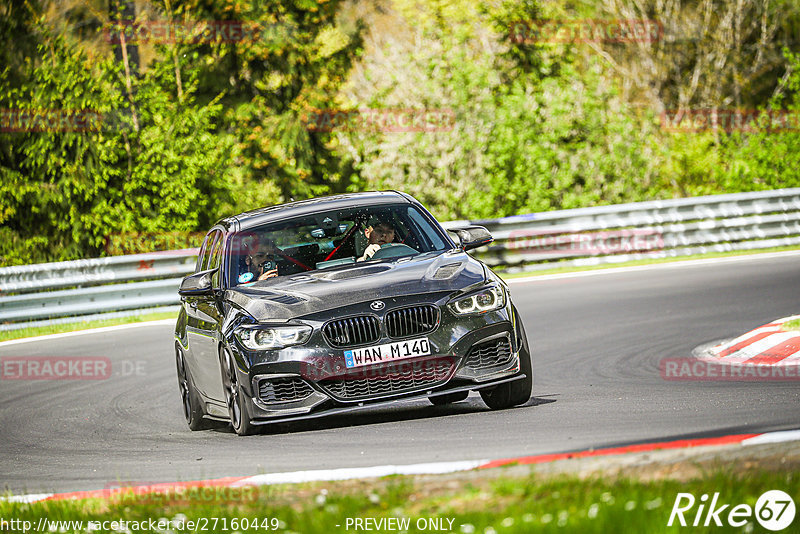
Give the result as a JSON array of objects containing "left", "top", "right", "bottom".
[
  {"left": 5, "top": 429, "right": 800, "bottom": 504},
  {"left": 702, "top": 315, "right": 800, "bottom": 366}
]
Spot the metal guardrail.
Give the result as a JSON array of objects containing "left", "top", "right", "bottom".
[
  {"left": 2, "top": 189, "right": 799, "bottom": 329},
  {"left": 0, "top": 279, "right": 182, "bottom": 323},
  {"left": 0, "top": 250, "right": 198, "bottom": 294},
  {"left": 443, "top": 188, "right": 800, "bottom": 268}
]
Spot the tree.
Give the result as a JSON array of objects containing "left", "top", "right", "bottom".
[
  {"left": 171, "top": 0, "right": 365, "bottom": 204},
  {"left": 590, "top": 0, "right": 800, "bottom": 112},
  {"left": 0, "top": 25, "right": 235, "bottom": 265},
  {"left": 335, "top": 0, "right": 667, "bottom": 219}
]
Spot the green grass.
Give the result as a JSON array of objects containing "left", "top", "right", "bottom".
[
  {"left": 496, "top": 245, "right": 800, "bottom": 279},
  {"left": 1, "top": 468, "right": 797, "bottom": 533},
  {"left": 0, "top": 311, "right": 177, "bottom": 343},
  {"left": 782, "top": 319, "right": 800, "bottom": 331}
]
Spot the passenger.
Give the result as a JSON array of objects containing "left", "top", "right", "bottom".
[
  {"left": 244, "top": 238, "right": 280, "bottom": 281},
  {"left": 357, "top": 217, "right": 396, "bottom": 262}
]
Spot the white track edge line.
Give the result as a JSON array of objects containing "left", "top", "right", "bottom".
[
  {"left": 0, "top": 319, "right": 175, "bottom": 347},
  {"left": 507, "top": 250, "right": 800, "bottom": 284},
  {"left": 231, "top": 460, "right": 488, "bottom": 487},
  {"left": 718, "top": 331, "right": 800, "bottom": 362},
  {"left": 1, "top": 493, "right": 54, "bottom": 504},
  {"left": 6, "top": 429, "right": 800, "bottom": 503},
  {"left": 741, "top": 430, "right": 800, "bottom": 446}
]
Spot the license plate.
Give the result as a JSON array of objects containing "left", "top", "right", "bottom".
[{"left": 344, "top": 337, "right": 431, "bottom": 369}]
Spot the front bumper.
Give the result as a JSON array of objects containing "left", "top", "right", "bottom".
[
  {"left": 228, "top": 291, "right": 524, "bottom": 423},
  {"left": 248, "top": 373, "right": 527, "bottom": 426}
]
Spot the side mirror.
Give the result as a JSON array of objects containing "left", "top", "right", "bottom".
[
  {"left": 450, "top": 225, "right": 493, "bottom": 251},
  {"left": 178, "top": 268, "right": 217, "bottom": 297}
]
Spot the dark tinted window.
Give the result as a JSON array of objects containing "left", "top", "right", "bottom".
[
  {"left": 228, "top": 204, "right": 450, "bottom": 286},
  {"left": 196, "top": 232, "right": 213, "bottom": 272},
  {"left": 210, "top": 232, "right": 224, "bottom": 286},
  {"left": 197, "top": 230, "right": 219, "bottom": 272}
]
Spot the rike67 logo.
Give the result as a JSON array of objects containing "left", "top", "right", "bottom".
[{"left": 669, "top": 490, "right": 796, "bottom": 531}]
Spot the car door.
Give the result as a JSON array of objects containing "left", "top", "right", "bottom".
[
  {"left": 184, "top": 229, "right": 224, "bottom": 401},
  {"left": 183, "top": 230, "right": 213, "bottom": 374},
  {"left": 191, "top": 230, "right": 227, "bottom": 402}
]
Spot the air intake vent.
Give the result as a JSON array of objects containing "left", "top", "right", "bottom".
[
  {"left": 266, "top": 294, "right": 306, "bottom": 305},
  {"left": 257, "top": 377, "right": 314, "bottom": 404},
  {"left": 323, "top": 316, "right": 381, "bottom": 347},
  {"left": 385, "top": 305, "right": 439, "bottom": 339},
  {"left": 463, "top": 337, "right": 513, "bottom": 371},
  {"left": 432, "top": 263, "right": 461, "bottom": 279}
]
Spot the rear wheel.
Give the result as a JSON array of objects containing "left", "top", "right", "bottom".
[
  {"left": 220, "top": 348, "right": 257, "bottom": 436},
  {"left": 429, "top": 391, "right": 469, "bottom": 405},
  {"left": 175, "top": 349, "right": 213, "bottom": 430},
  {"left": 480, "top": 312, "right": 533, "bottom": 410}
]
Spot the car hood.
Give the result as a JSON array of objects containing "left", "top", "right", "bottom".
[{"left": 225, "top": 250, "right": 486, "bottom": 321}]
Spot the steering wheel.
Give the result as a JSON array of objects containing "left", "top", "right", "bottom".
[{"left": 370, "top": 243, "right": 418, "bottom": 259}]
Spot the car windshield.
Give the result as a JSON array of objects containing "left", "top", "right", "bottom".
[{"left": 228, "top": 204, "right": 452, "bottom": 286}]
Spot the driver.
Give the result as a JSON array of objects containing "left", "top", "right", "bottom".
[
  {"left": 357, "top": 217, "right": 396, "bottom": 262},
  {"left": 243, "top": 238, "right": 280, "bottom": 281}
]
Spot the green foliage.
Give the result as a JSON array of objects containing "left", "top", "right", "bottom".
[
  {"left": 478, "top": 61, "right": 667, "bottom": 218},
  {"left": 338, "top": 0, "right": 669, "bottom": 220},
  {"left": 0, "top": 0, "right": 363, "bottom": 266},
  {"left": 0, "top": 29, "right": 117, "bottom": 264},
  {"left": 0, "top": 28, "right": 235, "bottom": 264},
  {"left": 178, "top": 0, "right": 365, "bottom": 203},
  {"left": 714, "top": 50, "right": 800, "bottom": 192},
  {"left": 658, "top": 49, "right": 800, "bottom": 197},
  {"left": 0, "top": 0, "right": 798, "bottom": 266}
]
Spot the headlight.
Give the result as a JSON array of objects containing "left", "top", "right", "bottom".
[
  {"left": 448, "top": 285, "right": 506, "bottom": 315},
  {"left": 235, "top": 325, "right": 312, "bottom": 350}
]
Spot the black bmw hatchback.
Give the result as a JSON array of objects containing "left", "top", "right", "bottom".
[{"left": 175, "top": 191, "right": 532, "bottom": 435}]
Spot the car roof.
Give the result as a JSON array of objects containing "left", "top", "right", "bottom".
[{"left": 218, "top": 191, "right": 416, "bottom": 231}]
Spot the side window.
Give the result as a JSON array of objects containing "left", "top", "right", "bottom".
[
  {"left": 197, "top": 230, "right": 218, "bottom": 272},
  {"left": 196, "top": 233, "right": 211, "bottom": 272},
  {"left": 407, "top": 207, "right": 447, "bottom": 251},
  {"left": 210, "top": 232, "right": 224, "bottom": 287}
]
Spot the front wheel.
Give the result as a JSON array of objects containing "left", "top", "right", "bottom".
[
  {"left": 220, "top": 348, "right": 257, "bottom": 436},
  {"left": 479, "top": 373, "right": 531, "bottom": 409},
  {"left": 480, "top": 312, "right": 532, "bottom": 410}
]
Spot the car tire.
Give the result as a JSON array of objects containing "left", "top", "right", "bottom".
[
  {"left": 429, "top": 391, "right": 469, "bottom": 405},
  {"left": 176, "top": 348, "right": 214, "bottom": 431},
  {"left": 220, "top": 347, "right": 258, "bottom": 436},
  {"left": 479, "top": 310, "right": 532, "bottom": 410}
]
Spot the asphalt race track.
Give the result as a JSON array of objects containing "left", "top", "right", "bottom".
[{"left": 2, "top": 253, "right": 799, "bottom": 494}]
